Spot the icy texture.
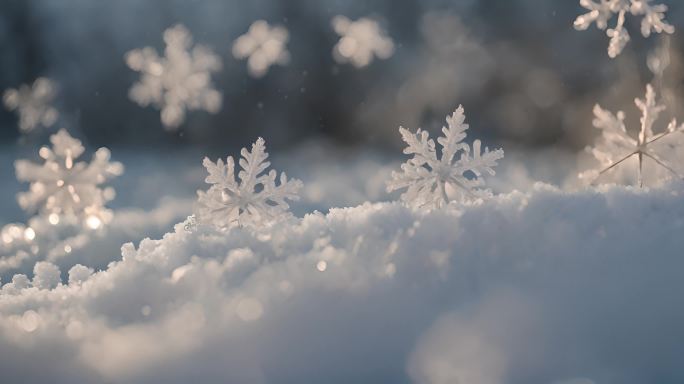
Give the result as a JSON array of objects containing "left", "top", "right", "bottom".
[
  {"left": 574, "top": 0, "right": 674, "bottom": 58},
  {"left": 387, "top": 105, "right": 504, "bottom": 209},
  {"left": 196, "top": 137, "right": 302, "bottom": 230},
  {"left": 232, "top": 20, "right": 290, "bottom": 78},
  {"left": 2, "top": 77, "right": 58, "bottom": 133},
  {"left": 580, "top": 84, "right": 684, "bottom": 186},
  {"left": 331, "top": 16, "right": 395, "bottom": 68},
  {"left": 0, "top": 185, "right": 683, "bottom": 383},
  {"left": 125, "top": 24, "right": 223, "bottom": 129},
  {"left": 14, "top": 129, "right": 124, "bottom": 227}
]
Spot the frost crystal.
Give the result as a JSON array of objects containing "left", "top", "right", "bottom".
[
  {"left": 387, "top": 106, "right": 504, "bottom": 209},
  {"left": 232, "top": 20, "right": 290, "bottom": 78},
  {"left": 331, "top": 16, "right": 395, "bottom": 68},
  {"left": 2, "top": 77, "right": 58, "bottom": 133},
  {"left": 125, "top": 24, "right": 223, "bottom": 130},
  {"left": 15, "top": 129, "right": 124, "bottom": 227},
  {"left": 574, "top": 0, "right": 674, "bottom": 58},
  {"left": 197, "top": 137, "right": 302, "bottom": 229},
  {"left": 580, "top": 84, "right": 684, "bottom": 186}
]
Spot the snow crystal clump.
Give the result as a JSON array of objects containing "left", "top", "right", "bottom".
[
  {"left": 580, "top": 84, "right": 684, "bottom": 186},
  {"left": 2, "top": 77, "right": 58, "bottom": 133},
  {"left": 0, "top": 185, "right": 683, "bottom": 383},
  {"left": 196, "top": 137, "right": 302, "bottom": 230},
  {"left": 125, "top": 24, "right": 223, "bottom": 129},
  {"left": 15, "top": 129, "right": 124, "bottom": 228},
  {"left": 574, "top": 0, "right": 674, "bottom": 58},
  {"left": 387, "top": 105, "right": 504, "bottom": 209},
  {"left": 232, "top": 20, "right": 290, "bottom": 78},
  {"left": 331, "top": 15, "right": 395, "bottom": 68}
]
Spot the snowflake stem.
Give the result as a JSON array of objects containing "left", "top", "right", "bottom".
[
  {"left": 642, "top": 152, "right": 684, "bottom": 180},
  {"left": 591, "top": 150, "right": 638, "bottom": 185}
]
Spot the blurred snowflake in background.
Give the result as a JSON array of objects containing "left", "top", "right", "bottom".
[
  {"left": 125, "top": 24, "right": 223, "bottom": 130},
  {"left": 14, "top": 129, "right": 124, "bottom": 228},
  {"left": 2, "top": 77, "right": 58, "bottom": 133},
  {"left": 574, "top": 0, "right": 674, "bottom": 58},
  {"left": 387, "top": 105, "right": 504, "bottom": 210},
  {"left": 232, "top": 20, "right": 290, "bottom": 78},
  {"left": 580, "top": 84, "right": 684, "bottom": 186},
  {"left": 197, "top": 137, "right": 302, "bottom": 230},
  {"left": 331, "top": 16, "right": 394, "bottom": 68}
]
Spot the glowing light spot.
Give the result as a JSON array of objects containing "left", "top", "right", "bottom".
[
  {"left": 141, "top": 305, "right": 152, "bottom": 317},
  {"left": 86, "top": 215, "right": 102, "bottom": 230},
  {"left": 48, "top": 213, "right": 60, "bottom": 225},
  {"left": 20, "top": 310, "right": 40, "bottom": 332},
  {"left": 23, "top": 227, "right": 36, "bottom": 241},
  {"left": 385, "top": 263, "right": 397, "bottom": 277},
  {"left": 39, "top": 147, "right": 50, "bottom": 159},
  {"left": 316, "top": 260, "right": 328, "bottom": 272},
  {"left": 64, "top": 245, "right": 72, "bottom": 253},
  {"left": 236, "top": 298, "right": 263, "bottom": 321}
]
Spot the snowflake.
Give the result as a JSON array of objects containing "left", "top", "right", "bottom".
[
  {"left": 232, "top": 20, "right": 290, "bottom": 78},
  {"left": 387, "top": 106, "right": 504, "bottom": 210},
  {"left": 125, "top": 24, "right": 223, "bottom": 130},
  {"left": 574, "top": 0, "right": 674, "bottom": 58},
  {"left": 331, "top": 16, "right": 395, "bottom": 68},
  {"left": 579, "top": 84, "right": 684, "bottom": 186},
  {"left": 2, "top": 77, "right": 58, "bottom": 133},
  {"left": 14, "top": 129, "right": 124, "bottom": 228},
  {"left": 196, "top": 137, "right": 302, "bottom": 229}
]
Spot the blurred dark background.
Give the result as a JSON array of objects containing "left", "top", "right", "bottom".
[{"left": 1, "top": 0, "right": 683, "bottom": 154}]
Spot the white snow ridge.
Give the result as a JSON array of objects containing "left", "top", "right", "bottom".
[{"left": 0, "top": 184, "right": 683, "bottom": 383}]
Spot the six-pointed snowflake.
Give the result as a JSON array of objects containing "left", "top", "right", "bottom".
[
  {"left": 387, "top": 106, "right": 504, "bottom": 210},
  {"left": 580, "top": 84, "right": 684, "bottom": 186},
  {"left": 331, "top": 16, "right": 395, "bottom": 68},
  {"left": 3, "top": 77, "right": 58, "bottom": 133},
  {"left": 15, "top": 129, "right": 124, "bottom": 228},
  {"left": 574, "top": 0, "right": 674, "bottom": 58},
  {"left": 125, "top": 24, "right": 223, "bottom": 130},
  {"left": 197, "top": 137, "right": 302, "bottom": 229},
  {"left": 232, "top": 20, "right": 290, "bottom": 78}
]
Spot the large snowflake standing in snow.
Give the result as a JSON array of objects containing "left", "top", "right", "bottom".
[
  {"left": 3, "top": 77, "right": 58, "bottom": 133},
  {"left": 387, "top": 106, "right": 504, "bottom": 210},
  {"left": 196, "top": 137, "right": 302, "bottom": 230},
  {"left": 125, "top": 24, "right": 223, "bottom": 130},
  {"left": 15, "top": 129, "right": 124, "bottom": 228},
  {"left": 232, "top": 20, "right": 290, "bottom": 78},
  {"left": 574, "top": 0, "right": 674, "bottom": 58},
  {"left": 580, "top": 84, "right": 684, "bottom": 186},
  {"left": 331, "top": 16, "right": 395, "bottom": 68}
]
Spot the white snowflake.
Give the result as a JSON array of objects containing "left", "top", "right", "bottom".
[
  {"left": 574, "top": 0, "right": 674, "bottom": 58},
  {"left": 14, "top": 129, "right": 124, "bottom": 228},
  {"left": 196, "top": 137, "right": 302, "bottom": 229},
  {"left": 387, "top": 106, "right": 504, "bottom": 210},
  {"left": 2, "top": 77, "right": 58, "bottom": 133},
  {"left": 125, "top": 24, "right": 223, "bottom": 130},
  {"left": 331, "top": 16, "right": 395, "bottom": 68},
  {"left": 580, "top": 84, "right": 684, "bottom": 186},
  {"left": 232, "top": 20, "right": 290, "bottom": 78}
]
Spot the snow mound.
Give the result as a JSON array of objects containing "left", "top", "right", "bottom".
[{"left": 0, "top": 184, "right": 683, "bottom": 383}]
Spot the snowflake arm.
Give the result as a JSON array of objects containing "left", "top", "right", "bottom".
[
  {"left": 3, "top": 78, "right": 58, "bottom": 133},
  {"left": 387, "top": 105, "right": 503, "bottom": 210},
  {"left": 14, "top": 129, "right": 123, "bottom": 227},
  {"left": 196, "top": 137, "right": 302, "bottom": 229},
  {"left": 125, "top": 24, "right": 223, "bottom": 130}
]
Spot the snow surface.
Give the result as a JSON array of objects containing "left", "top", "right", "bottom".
[{"left": 0, "top": 182, "right": 683, "bottom": 383}]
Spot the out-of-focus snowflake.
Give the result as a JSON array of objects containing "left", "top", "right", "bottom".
[
  {"left": 580, "top": 84, "right": 684, "bottom": 186},
  {"left": 232, "top": 20, "right": 290, "bottom": 78},
  {"left": 15, "top": 129, "right": 124, "bottom": 228},
  {"left": 331, "top": 16, "right": 395, "bottom": 68},
  {"left": 387, "top": 106, "right": 504, "bottom": 210},
  {"left": 125, "top": 24, "right": 223, "bottom": 130},
  {"left": 574, "top": 0, "right": 674, "bottom": 58},
  {"left": 2, "top": 77, "right": 58, "bottom": 133},
  {"left": 197, "top": 137, "right": 302, "bottom": 230}
]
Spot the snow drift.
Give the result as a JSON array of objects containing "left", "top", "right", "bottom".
[{"left": 0, "top": 183, "right": 683, "bottom": 384}]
